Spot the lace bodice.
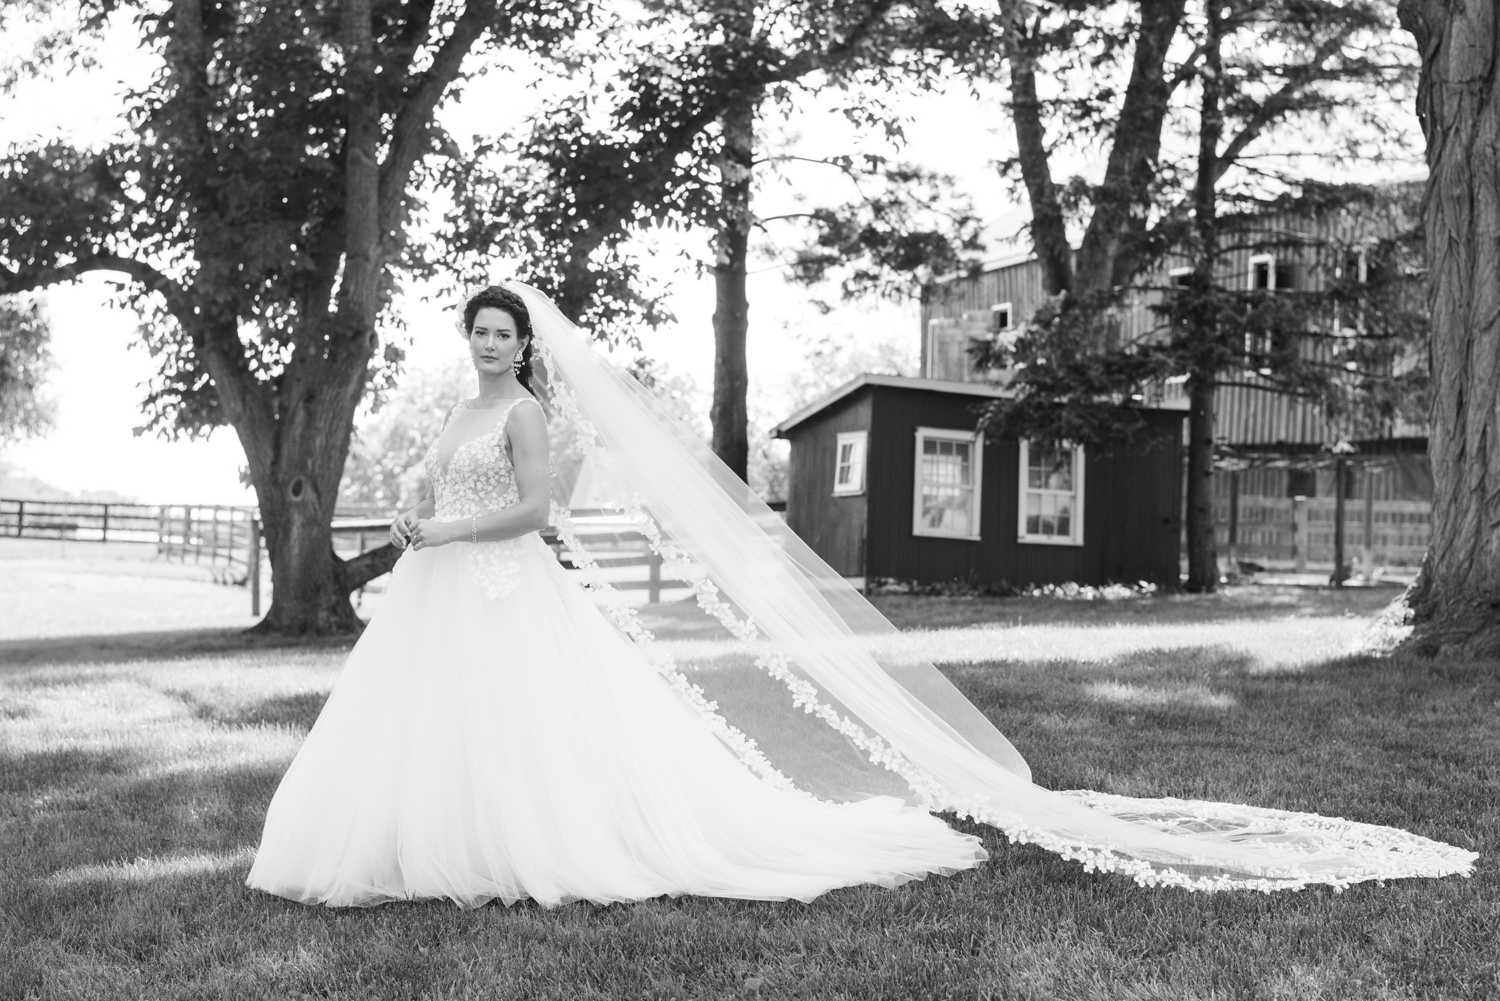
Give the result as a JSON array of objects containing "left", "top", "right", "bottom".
[
  {"left": 421, "top": 397, "right": 540, "bottom": 602},
  {"left": 423, "top": 397, "right": 537, "bottom": 521}
]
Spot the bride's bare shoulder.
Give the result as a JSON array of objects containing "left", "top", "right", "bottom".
[{"left": 505, "top": 396, "right": 547, "bottom": 442}]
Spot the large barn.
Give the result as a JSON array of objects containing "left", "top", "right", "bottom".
[{"left": 772, "top": 374, "right": 1185, "bottom": 590}]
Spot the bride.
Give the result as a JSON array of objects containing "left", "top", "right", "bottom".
[{"left": 246, "top": 283, "right": 1475, "bottom": 908}]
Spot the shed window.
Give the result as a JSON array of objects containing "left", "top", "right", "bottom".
[
  {"left": 833, "top": 431, "right": 867, "bottom": 496},
  {"left": 913, "top": 427, "right": 983, "bottom": 540},
  {"left": 1017, "top": 439, "right": 1085, "bottom": 546},
  {"left": 1169, "top": 266, "right": 1193, "bottom": 287}
]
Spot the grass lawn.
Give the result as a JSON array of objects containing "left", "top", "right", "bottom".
[{"left": 1, "top": 580, "right": 1496, "bottom": 1000}]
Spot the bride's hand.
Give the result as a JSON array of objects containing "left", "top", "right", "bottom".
[
  {"left": 389, "top": 510, "right": 417, "bottom": 549},
  {"left": 406, "top": 518, "right": 456, "bottom": 551}
]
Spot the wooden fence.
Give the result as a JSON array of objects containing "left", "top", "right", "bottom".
[
  {"left": 1217, "top": 495, "right": 1429, "bottom": 571},
  {"left": 545, "top": 516, "right": 687, "bottom": 603},
  {"left": 2, "top": 499, "right": 686, "bottom": 610},
  {"left": 0, "top": 498, "right": 259, "bottom": 579}
]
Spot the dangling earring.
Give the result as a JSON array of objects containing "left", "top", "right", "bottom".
[{"left": 513, "top": 347, "right": 525, "bottom": 375}]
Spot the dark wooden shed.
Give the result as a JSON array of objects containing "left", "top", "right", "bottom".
[{"left": 772, "top": 375, "right": 1185, "bottom": 589}]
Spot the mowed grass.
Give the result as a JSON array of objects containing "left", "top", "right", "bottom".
[{"left": 1, "top": 582, "right": 1497, "bottom": 1000}]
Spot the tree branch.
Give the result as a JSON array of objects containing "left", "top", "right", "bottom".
[
  {"left": 1212, "top": 32, "right": 1353, "bottom": 182},
  {"left": 0, "top": 253, "right": 186, "bottom": 309},
  {"left": 1074, "top": 0, "right": 1189, "bottom": 293},
  {"left": 168, "top": 0, "right": 215, "bottom": 223},
  {"left": 378, "top": 0, "right": 496, "bottom": 237},
  {"left": 1004, "top": 11, "right": 1073, "bottom": 295},
  {"left": 338, "top": 542, "right": 403, "bottom": 592}
]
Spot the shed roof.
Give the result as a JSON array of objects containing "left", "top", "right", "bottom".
[{"left": 770, "top": 374, "right": 1014, "bottom": 439}]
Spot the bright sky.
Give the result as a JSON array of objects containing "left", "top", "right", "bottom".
[{"left": 0, "top": 14, "right": 1023, "bottom": 504}]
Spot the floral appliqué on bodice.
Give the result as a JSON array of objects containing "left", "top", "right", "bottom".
[{"left": 422, "top": 397, "right": 539, "bottom": 602}]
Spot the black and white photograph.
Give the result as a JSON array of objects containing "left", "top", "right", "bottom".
[{"left": 0, "top": 0, "right": 1493, "bottom": 998}]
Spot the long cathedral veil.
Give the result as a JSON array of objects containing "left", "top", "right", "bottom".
[{"left": 505, "top": 280, "right": 1474, "bottom": 892}]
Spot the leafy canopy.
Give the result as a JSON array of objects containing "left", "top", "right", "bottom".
[{"left": 0, "top": 0, "right": 584, "bottom": 437}]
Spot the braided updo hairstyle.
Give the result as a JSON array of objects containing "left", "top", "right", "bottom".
[{"left": 463, "top": 284, "right": 534, "bottom": 392}]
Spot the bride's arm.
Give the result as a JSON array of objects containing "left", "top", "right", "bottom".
[
  {"left": 410, "top": 401, "right": 549, "bottom": 548},
  {"left": 477, "top": 401, "right": 550, "bottom": 539}
]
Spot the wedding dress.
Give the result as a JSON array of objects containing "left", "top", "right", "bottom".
[
  {"left": 247, "top": 282, "right": 1474, "bottom": 908},
  {"left": 246, "top": 397, "right": 985, "bottom": 907}
]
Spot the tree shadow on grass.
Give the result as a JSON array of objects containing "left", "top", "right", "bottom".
[
  {"left": 872, "top": 584, "right": 1404, "bottom": 631},
  {"left": 0, "top": 627, "right": 357, "bottom": 671},
  {"left": 2, "top": 747, "right": 283, "bottom": 870},
  {"left": 2, "top": 748, "right": 284, "bottom": 981},
  {"left": 944, "top": 643, "right": 1496, "bottom": 854},
  {"left": 182, "top": 689, "right": 330, "bottom": 731}
]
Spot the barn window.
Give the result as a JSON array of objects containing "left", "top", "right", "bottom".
[
  {"left": 1169, "top": 266, "right": 1193, "bottom": 287},
  {"left": 990, "top": 302, "right": 1013, "bottom": 333},
  {"left": 1250, "top": 254, "right": 1274, "bottom": 290},
  {"left": 1250, "top": 253, "right": 1296, "bottom": 291},
  {"left": 1017, "top": 439, "right": 1085, "bottom": 546},
  {"left": 833, "top": 431, "right": 867, "bottom": 496},
  {"left": 912, "top": 427, "right": 983, "bottom": 540}
]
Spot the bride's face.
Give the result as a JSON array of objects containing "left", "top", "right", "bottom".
[{"left": 468, "top": 307, "right": 527, "bottom": 376}]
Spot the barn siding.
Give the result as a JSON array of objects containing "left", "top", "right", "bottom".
[
  {"left": 783, "top": 392, "right": 872, "bottom": 576},
  {"left": 857, "top": 385, "right": 1182, "bottom": 587},
  {"left": 922, "top": 202, "right": 1426, "bottom": 448}
]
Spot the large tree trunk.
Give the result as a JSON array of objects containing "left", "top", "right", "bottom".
[
  {"left": 711, "top": 92, "right": 755, "bottom": 481},
  {"left": 244, "top": 0, "right": 387, "bottom": 636},
  {"left": 1400, "top": 0, "right": 1500, "bottom": 654},
  {"left": 1184, "top": 373, "right": 1218, "bottom": 591},
  {"left": 1182, "top": 0, "right": 1223, "bottom": 594},
  {"left": 240, "top": 376, "right": 368, "bottom": 636}
]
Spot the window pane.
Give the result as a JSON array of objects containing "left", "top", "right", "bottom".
[
  {"left": 920, "top": 435, "right": 975, "bottom": 535},
  {"left": 1022, "top": 443, "right": 1079, "bottom": 540},
  {"left": 1027, "top": 443, "right": 1073, "bottom": 491}
]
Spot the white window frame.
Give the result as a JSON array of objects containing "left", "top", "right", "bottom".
[
  {"left": 912, "top": 427, "right": 984, "bottom": 541},
  {"left": 1169, "top": 266, "right": 1193, "bottom": 287},
  {"left": 990, "top": 301, "right": 1013, "bottom": 333},
  {"left": 832, "top": 431, "right": 868, "bottom": 496},
  {"left": 1249, "top": 253, "right": 1277, "bottom": 290},
  {"left": 1016, "top": 439, "right": 1086, "bottom": 546},
  {"left": 925, "top": 318, "right": 966, "bottom": 381}
]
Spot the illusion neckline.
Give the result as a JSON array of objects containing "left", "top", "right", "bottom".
[
  {"left": 433, "top": 397, "right": 531, "bottom": 480},
  {"left": 462, "top": 395, "right": 533, "bottom": 412}
]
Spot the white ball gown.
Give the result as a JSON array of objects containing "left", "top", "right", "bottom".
[{"left": 246, "top": 397, "right": 985, "bottom": 908}]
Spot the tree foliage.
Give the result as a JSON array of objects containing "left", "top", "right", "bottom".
[
  {"left": 780, "top": 157, "right": 988, "bottom": 304},
  {"left": 440, "top": 0, "right": 978, "bottom": 478},
  {"left": 0, "top": 296, "right": 56, "bottom": 445}
]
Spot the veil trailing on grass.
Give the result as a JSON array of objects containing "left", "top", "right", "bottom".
[{"left": 509, "top": 280, "right": 1474, "bottom": 892}]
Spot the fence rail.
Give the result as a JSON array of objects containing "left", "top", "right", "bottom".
[
  {"left": 1, "top": 498, "right": 260, "bottom": 578},
  {"left": 1217, "top": 495, "right": 1429, "bottom": 571},
  {"left": 2, "top": 499, "right": 688, "bottom": 609}
]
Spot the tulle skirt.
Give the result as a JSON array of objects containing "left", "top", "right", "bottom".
[{"left": 245, "top": 533, "right": 985, "bottom": 908}]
